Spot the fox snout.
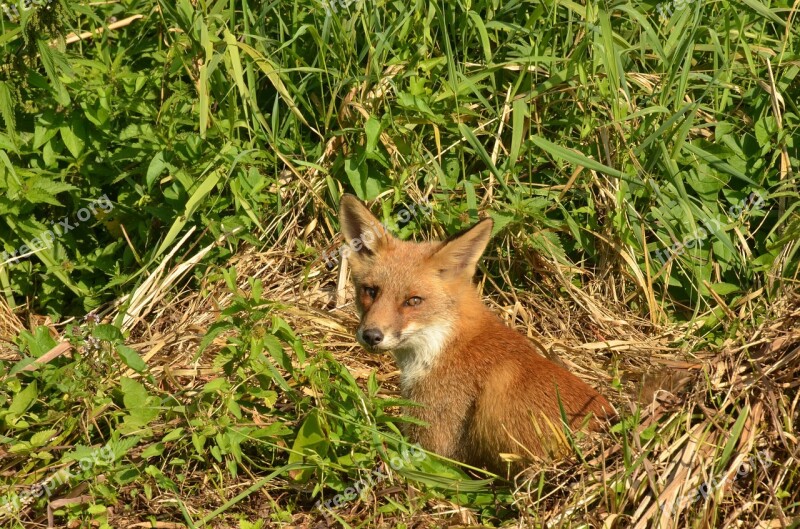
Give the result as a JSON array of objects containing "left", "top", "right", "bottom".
[
  {"left": 355, "top": 317, "right": 402, "bottom": 351},
  {"left": 359, "top": 327, "right": 384, "bottom": 347}
]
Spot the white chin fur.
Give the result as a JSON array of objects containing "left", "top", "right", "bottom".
[{"left": 393, "top": 321, "right": 453, "bottom": 391}]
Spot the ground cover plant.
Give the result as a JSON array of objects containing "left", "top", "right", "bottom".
[{"left": 0, "top": 0, "right": 798, "bottom": 527}]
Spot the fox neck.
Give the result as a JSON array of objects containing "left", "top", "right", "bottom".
[
  {"left": 392, "top": 291, "right": 487, "bottom": 393},
  {"left": 393, "top": 320, "right": 454, "bottom": 392}
]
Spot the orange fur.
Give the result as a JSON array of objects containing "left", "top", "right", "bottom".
[{"left": 339, "top": 194, "right": 615, "bottom": 473}]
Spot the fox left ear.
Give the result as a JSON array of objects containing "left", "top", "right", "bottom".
[
  {"left": 339, "top": 194, "right": 393, "bottom": 260},
  {"left": 431, "top": 218, "right": 493, "bottom": 279}
]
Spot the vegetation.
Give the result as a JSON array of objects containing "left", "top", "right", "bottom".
[{"left": 0, "top": 0, "right": 798, "bottom": 527}]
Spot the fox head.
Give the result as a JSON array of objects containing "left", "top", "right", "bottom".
[{"left": 338, "top": 194, "right": 493, "bottom": 385}]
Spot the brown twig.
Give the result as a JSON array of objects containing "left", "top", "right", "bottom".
[
  {"left": 52, "top": 14, "right": 144, "bottom": 47},
  {"left": 20, "top": 341, "right": 71, "bottom": 371}
]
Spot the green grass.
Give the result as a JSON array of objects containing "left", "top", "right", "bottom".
[{"left": 0, "top": 0, "right": 799, "bottom": 526}]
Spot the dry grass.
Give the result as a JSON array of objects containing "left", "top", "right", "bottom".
[{"left": 3, "top": 189, "right": 797, "bottom": 527}]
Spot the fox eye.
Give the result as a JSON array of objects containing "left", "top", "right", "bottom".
[
  {"left": 405, "top": 296, "right": 423, "bottom": 307},
  {"left": 363, "top": 286, "right": 378, "bottom": 299}
]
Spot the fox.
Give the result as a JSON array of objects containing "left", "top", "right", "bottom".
[{"left": 338, "top": 194, "right": 615, "bottom": 473}]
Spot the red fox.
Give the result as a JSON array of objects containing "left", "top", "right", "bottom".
[{"left": 338, "top": 194, "right": 615, "bottom": 473}]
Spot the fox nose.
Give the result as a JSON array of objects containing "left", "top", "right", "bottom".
[{"left": 362, "top": 328, "right": 384, "bottom": 346}]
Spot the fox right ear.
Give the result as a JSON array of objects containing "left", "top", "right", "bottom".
[
  {"left": 430, "top": 217, "right": 493, "bottom": 279},
  {"left": 339, "top": 194, "right": 393, "bottom": 259}
]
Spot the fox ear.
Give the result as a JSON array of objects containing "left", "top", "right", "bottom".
[
  {"left": 339, "top": 194, "right": 393, "bottom": 259},
  {"left": 431, "top": 218, "right": 493, "bottom": 279}
]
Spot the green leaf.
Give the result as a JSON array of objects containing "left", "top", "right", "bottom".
[
  {"left": 18, "top": 326, "right": 57, "bottom": 358},
  {"left": 146, "top": 151, "right": 168, "bottom": 190},
  {"left": 508, "top": 99, "right": 527, "bottom": 169},
  {"left": 9, "top": 382, "right": 38, "bottom": 417},
  {"left": 192, "top": 432, "right": 206, "bottom": 454},
  {"left": 36, "top": 40, "right": 70, "bottom": 105},
  {"left": 467, "top": 11, "right": 492, "bottom": 63},
  {"left": 531, "top": 135, "right": 624, "bottom": 178},
  {"left": 0, "top": 81, "right": 16, "bottom": 145},
  {"left": 195, "top": 321, "right": 233, "bottom": 361},
  {"left": 120, "top": 378, "right": 160, "bottom": 430},
  {"left": 116, "top": 344, "right": 148, "bottom": 373},
  {"left": 458, "top": 123, "right": 505, "bottom": 185},
  {"left": 755, "top": 116, "right": 777, "bottom": 148},
  {"left": 140, "top": 443, "right": 165, "bottom": 459},
  {"left": 488, "top": 210, "right": 515, "bottom": 236},
  {"left": 682, "top": 142, "right": 757, "bottom": 186},
  {"left": 227, "top": 396, "right": 242, "bottom": 419},
  {"left": 738, "top": 0, "right": 785, "bottom": 26},
  {"left": 685, "top": 166, "right": 729, "bottom": 198},
  {"left": 344, "top": 152, "right": 382, "bottom": 200},
  {"left": 707, "top": 282, "right": 740, "bottom": 296},
  {"left": 162, "top": 428, "right": 184, "bottom": 443},
  {"left": 287, "top": 410, "right": 329, "bottom": 482},
  {"left": 364, "top": 116, "right": 381, "bottom": 154},
  {"left": 223, "top": 28, "right": 251, "bottom": 107},
  {"left": 263, "top": 334, "right": 292, "bottom": 373},
  {"left": 198, "top": 21, "right": 211, "bottom": 137},
  {"left": 29, "top": 177, "right": 78, "bottom": 200},
  {"left": 94, "top": 324, "right": 123, "bottom": 342},
  {"left": 29, "top": 429, "right": 58, "bottom": 448},
  {"left": 60, "top": 123, "right": 85, "bottom": 158},
  {"left": 717, "top": 406, "right": 750, "bottom": 472},
  {"left": 202, "top": 378, "right": 231, "bottom": 394},
  {"left": 121, "top": 378, "right": 149, "bottom": 411}
]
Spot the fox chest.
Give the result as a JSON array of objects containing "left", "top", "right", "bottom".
[{"left": 400, "top": 367, "right": 479, "bottom": 457}]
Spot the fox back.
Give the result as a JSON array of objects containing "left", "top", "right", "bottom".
[{"left": 339, "top": 194, "right": 614, "bottom": 472}]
